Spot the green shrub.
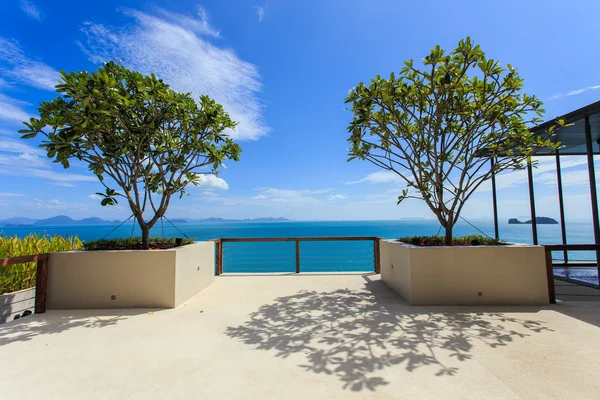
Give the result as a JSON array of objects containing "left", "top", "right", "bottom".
[
  {"left": 398, "top": 234, "right": 505, "bottom": 247},
  {"left": 83, "top": 237, "right": 194, "bottom": 251},
  {"left": 1, "top": 234, "right": 83, "bottom": 294}
]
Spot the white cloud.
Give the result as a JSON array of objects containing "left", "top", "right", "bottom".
[
  {"left": 156, "top": 5, "right": 220, "bottom": 37},
  {"left": 0, "top": 153, "right": 46, "bottom": 168},
  {"left": 0, "top": 37, "right": 59, "bottom": 90},
  {"left": 20, "top": 0, "right": 41, "bottom": 21},
  {"left": 77, "top": 7, "right": 267, "bottom": 141},
  {"left": 0, "top": 134, "right": 94, "bottom": 188},
  {"left": 253, "top": 4, "right": 266, "bottom": 22},
  {"left": 88, "top": 194, "right": 102, "bottom": 200},
  {"left": 535, "top": 168, "right": 600, "bottom": 187},
  {"left": 202, "top": 191, "right": 218, "bottom": 197},
  {"left": 0, "top": 138, "right": 45, "bottom": 155},
  {"left": 12, "top": 63, "right": 60, "bottom": 90},
  {"left": 550, "top": 84, "right": 600, "bottom": 100},
  {"left": 196, "top": 174, "right": 229, "bottom": 190},
  {"left": 478, "top": 156, "right": 590, "bottom": 192},
  {"left": 23, "top": 198, "right": 90, "bottom": 211},
  {"left": 0, "top": 93, "right": 31, "bottom": 124},
  {"left": 345, "top": 171, "right": 401, "bottom": 185},
  {"left": 328, "top": 194, "right": 347, "bottom": 200},
  {"left": 0, "top": 167, "right": 96, "bottom": 183},
  {"left": 252, "top": 188, "right": 324, "bottom": 205},
  {"left": 52, "top": 182, "right": 76, "bottom": 187},
  {"left": 354, "top": 195, "right": 396, "bottom": 206},
  {"left": 0, "top": 128, "right": 17, "bottom": 136},
  {"left": 0, "top": 192, "right": 23, "bottom": 197}
]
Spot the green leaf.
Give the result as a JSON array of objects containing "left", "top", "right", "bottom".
[
  {"left": 344, "top": 37, "right": 552, "bottom": 237},
  {"left": 19, "top": 61, "right": 242, "bottom": 232}
]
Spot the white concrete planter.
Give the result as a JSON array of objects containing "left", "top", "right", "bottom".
[
  {"left": 380, "top": 240, "right": 550, "bottom": 305},
  {"left": 46, "top": 241, "right": 215, "bottom": 309},
  {"left": 1, "top": 288, "right": 36, "bottom": 323}
]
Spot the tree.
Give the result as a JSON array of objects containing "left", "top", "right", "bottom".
[
  {"left": 21, "top": 62, "right": 241, "bottom": 247},
  {"left": 345, "top": 37, "right": 559, "bottom": 245}
]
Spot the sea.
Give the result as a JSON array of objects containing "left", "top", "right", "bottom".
[{"left": 1, "top": 219, "right": 598, "bottom": 284}]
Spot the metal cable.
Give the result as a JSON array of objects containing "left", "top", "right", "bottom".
[
  {"left": 162, "top": 215, "right": 190, "bottom": 239},
  {"left": 458, "top": 215, "right": 494, "bottom": 239},
  {"left": 99, "top": 215, "right": 134, "bottom": 241}
]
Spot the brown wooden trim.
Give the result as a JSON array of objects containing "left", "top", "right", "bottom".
[
  {"left": 35, "top": 258, "right": 48, "bottom": 314},
  {"left": 543, "top": 244, "right": 600, "bottom": 251},
  {"left": 552, "top": 262, "right": 597, "bottom": 267},
  {"left": 0, "top": 253, "right": 48, "bottom": 267},
  {"left": 295, "top": 240, "right": 300, "bottom": 273},
  {"left": 544, "top": 248, "right": 557, "bottom": 304},
  {"left": 218, "top": 240, "right": 224, "bottom": 275},
  {"left": 214, "top": 239, "right": 223, "bottom": 275},
  {"left": 374, "top": 239, "right": 381, "bottom": 274},
  {"left": 219, "top": 236, "right": 380, "bottom": 243}
]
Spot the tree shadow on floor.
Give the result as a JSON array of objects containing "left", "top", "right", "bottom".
[
  {"left": 225, "top": 275, "right": 551, "bottom": 392},
  {"left": 0, "top": 309, "right": 159, "bottom": 347}
]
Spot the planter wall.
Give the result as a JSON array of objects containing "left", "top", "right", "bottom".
[
  {"left": 0, "top": 288, "right": 36, "bottom": 323},
  {"left": 46, "top": 241, "right": 214, "bottom": 309},
  {"left": 380, "top": 240, "right": 549, "bottom": 305}
]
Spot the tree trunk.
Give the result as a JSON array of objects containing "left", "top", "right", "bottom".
[
  {"left": 141, "top": 226, "right": 150, "bottom": 248},
  {"left": 444, "top": 224, "right": 453, "bottom": 246}
]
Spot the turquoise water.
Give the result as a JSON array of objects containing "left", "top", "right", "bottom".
[
  {"left": 1, "top": 219, "right": 597, "bottom": 282},
  {"left": 1, "top": 219, "right": 595, "bottom": 243}
]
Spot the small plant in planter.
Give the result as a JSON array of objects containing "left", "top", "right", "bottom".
[
  {"left": 345, "top": 37, "right": 561, "bottom": 245},
  {"left": 398, "top": 234, "right": 505, "bottom": 247},
  {"left": 83, "top": 237, "right": 195, "bottom": 251},
  {"left": 21, "top": 62, "right": 241, "bottom": 248}
]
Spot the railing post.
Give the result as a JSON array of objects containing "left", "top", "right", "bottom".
[
  {"left": 544, "top": 247, "right": 556, "bottom": 304},
  {"left": 491, "top": 158, "right": 500, "bottom": 240},
  {"left": 584, "top": 116, "right": 600, "bottom": 285},
  {"left": 217, "top": 240, "right": 224, "bottom": 275},
  {"left": 215, "top": 239, "right": 221, "bottom": 275},
  {"left": 374, "top": 238, "right": 381, "bottom": 274},
  {"left": 295, "top": 240, "right": 300, "bottom": 273},
  {"left": 35, "top": 257, "right": 48, "bottom": 314},
  {"left": 527, "top": 160, "right": 538, "bottom": 245}
]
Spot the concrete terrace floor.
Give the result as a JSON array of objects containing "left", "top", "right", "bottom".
[{"left": 2, "top": 275, "right": 600, "bottom": 400}]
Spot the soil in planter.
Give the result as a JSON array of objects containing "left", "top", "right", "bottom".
[
  {"left": 83, "top": 237, "right": 195, "bottom": 251},
  {"left": 397, "top": 234, "right": 506, "bottom": 247}
]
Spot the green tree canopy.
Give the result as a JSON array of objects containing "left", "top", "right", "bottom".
[
  {"left": 345, "top": 37, "right": 559, "bottom": 245},
  {"left": 21, "top": 61, "right": 241, "bottom": 247}
]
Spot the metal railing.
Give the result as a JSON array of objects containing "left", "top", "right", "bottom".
[
  {"left": 0, "top": 253, "right": 49, "bottom": 314},
  {"left": 543, "top": 244, "right": 600, "bottom": 303},
  {"left": 214, "top": 237, "right": 381, "bottom": 275}
]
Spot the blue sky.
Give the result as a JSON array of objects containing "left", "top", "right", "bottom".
[{"left": 1, "top": 0, "right": 600, "bottom": 222}]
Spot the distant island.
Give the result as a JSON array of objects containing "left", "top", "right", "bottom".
[
  {"left": 0, "top": 215, "right": 290, "bottom": 227},
  {"left": 508, "top": 217, "right": 558, "bottom": 225}
]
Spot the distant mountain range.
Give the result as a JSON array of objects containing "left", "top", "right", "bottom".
[
  {"left": 0, "top": 215, "right": 290, "bottom": 226},
  {"left": 0, "top": 215, "right": 121, "bottom": 226}
]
